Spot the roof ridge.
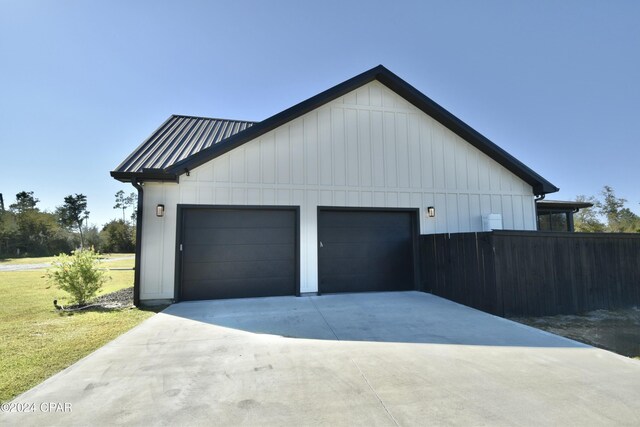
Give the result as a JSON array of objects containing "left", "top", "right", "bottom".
[
  {"left": 113, "top": 65, "right": 558, "bottom": 195},
  {"left": 171, "top": 114, "right": 258, "bottom": 124},
  {"left": 162, "top": 65, "right": 557, "bottom": 195}
]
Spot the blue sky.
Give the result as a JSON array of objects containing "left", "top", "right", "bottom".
[{"left": 1, "top": 0, "right": 639, "bottom": 226}]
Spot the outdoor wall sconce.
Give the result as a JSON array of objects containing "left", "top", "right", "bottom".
[
  {"left": 427, "top": 206, "right": 436, "bottom": 218},
  {"left": 156, "top": 204, "right": 165, "bottom": 217}
]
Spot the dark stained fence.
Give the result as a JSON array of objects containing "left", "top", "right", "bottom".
[
  {"left": 420, "top": 232, "right": 498, "bottom": 314},
  {"left": 420, "top": 231, "right": 640, "bottom": 317}
]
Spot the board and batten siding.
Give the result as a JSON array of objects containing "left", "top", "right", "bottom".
[{"left": 139, "top": 81, "right": 536, "bottom": 300}]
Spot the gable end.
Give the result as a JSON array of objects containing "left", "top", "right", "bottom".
[{"left": 114, "top": 66, "right": 558, "bottom": 195}]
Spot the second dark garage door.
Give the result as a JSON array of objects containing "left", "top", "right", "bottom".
[
  {"left": 318, "top": 209, "right": 416, "bottom": 294},
  {"left": 178, "top": 207, "right": 298, "bottom": 301}
]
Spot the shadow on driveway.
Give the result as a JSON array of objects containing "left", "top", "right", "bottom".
[{"left": 162, "top": 291, "right": 584, "bottom": 348}]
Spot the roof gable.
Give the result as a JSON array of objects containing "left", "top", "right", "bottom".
[{"left": 111, "top": 65, "right": 558, "bottom": 195}]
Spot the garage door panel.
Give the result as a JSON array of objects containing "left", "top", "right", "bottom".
[
  {"left": 318, "top": 209, "right": 415, "bottom": 294},
  {"left": 184, "top": 209, "right": 295, "bottom": 229},
  {"left": 318, "top": 242, "right": 412, "bottom": 259},
  {"left": 183, "top": 243, "right": 294, "bottom": 263},
  {"left": 183, "top": 259, "right": 295, "bottom": 282},
  {"left": 319, "top": 256, "right": 411, "bottom": 274},
  {"left": 179, "top": 207, "right": 297, "bottom": 300},
  {"left": 319, "top": 257, "right": 409, "bottom": 276},
  {"left": 182, "top": 277, "right": 293, "bottom": 301},
  {"left": 320, "top": 228, "right": 411, "bottom": 244},
  {"left": 320, "top": 210, "right": 411, "bottom": 228},
  {"left": 183, "top": 226, "right": 295, "bottom": 246},
  {"left": 320, "top": 274, "right": 413, "bottom": 294}
]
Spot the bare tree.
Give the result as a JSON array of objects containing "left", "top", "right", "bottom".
[
  {"left": 57, "top": 194, "right": 90, "bottom": 249},
  {"left": 114, "top": 190, "right": 137, "bottom": 223}
]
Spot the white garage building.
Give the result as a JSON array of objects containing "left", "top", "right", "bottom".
[{"left": 112, "top": 66, "right": 558, "bottom": 305}]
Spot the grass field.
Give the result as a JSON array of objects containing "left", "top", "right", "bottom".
[{"left": 0, "top": 254, "right": 159, "bottom": 403}]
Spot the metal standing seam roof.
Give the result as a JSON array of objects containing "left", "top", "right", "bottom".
[{"left": 113, "top": 115, "right": 256, "bottom": 174}]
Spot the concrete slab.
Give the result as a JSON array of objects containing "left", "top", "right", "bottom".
[{"left": 3, "top": 292, "right": 640, "bottom": 426}]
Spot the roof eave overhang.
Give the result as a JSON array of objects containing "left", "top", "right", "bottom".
[
  {"left": 536, "top": 201, "right": 593, "bottom": 210},
  {"left": 533, "top": 182, "right": 560, "bottom": 196},
  {"left": 110, "top": 171, "right": 178, "bottom": 183}
]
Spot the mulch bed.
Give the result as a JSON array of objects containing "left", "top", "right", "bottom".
[{"left": 56, "top": 287, "right": 134, "bottom": 311}]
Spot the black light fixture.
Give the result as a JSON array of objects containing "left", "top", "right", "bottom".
[
  {"left": 156, "top": 204, "right": 165, "bottom": 217},
  {"left": 427, "top": 206, "right": 436, "bottom": 218}
]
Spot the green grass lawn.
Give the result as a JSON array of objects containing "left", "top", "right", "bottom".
[
  {"left": 0, "top": 255, "right": 159, "bottom": 403},
  {"left": 101, "top": 256, "right": 136, "bottom": 270}
]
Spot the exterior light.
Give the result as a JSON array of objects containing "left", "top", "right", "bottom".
[
  {"left": 427, "top": 206, "right": 435, "bottom": 218},
  {"left": 156, "top": 204, "right": 165, "bottom": 217}
]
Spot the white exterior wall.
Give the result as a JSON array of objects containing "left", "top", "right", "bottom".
[{"left": 139, "top": 81, "right": 536, "bottom": 300}]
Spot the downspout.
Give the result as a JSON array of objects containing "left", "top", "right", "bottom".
[
  {"left": 534, "top": 194, "right": 545, "bottom": 231},
  {"left": 567, "top": 210, "right": 575, "bottom": 232},
  {"left": 131, "top": 178, "right": 144, "bottom": 307}
]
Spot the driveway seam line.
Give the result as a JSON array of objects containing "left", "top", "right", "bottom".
[
  {"left": 309, "top": 297, "right": 399, "bottom": 426},
  {"left": 309, "top": 297, "right": 340, "bottom": 341},
  {"left": 351, "top": 358, "right": 401, "bottom": 427}
]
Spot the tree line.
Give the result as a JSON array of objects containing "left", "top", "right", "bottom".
[
  {"left": 0, "top": 190, "right": 137, "bottom": 258},
  {"left": 574, "top": 186, "right": 640, "bottom": 232},
  {"left": 1, "top": 184, "right": 637, "bottom": 258}
]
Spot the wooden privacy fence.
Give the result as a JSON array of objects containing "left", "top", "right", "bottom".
[{"left": 419, "top": 231, "right": 640, "bottom": 317}]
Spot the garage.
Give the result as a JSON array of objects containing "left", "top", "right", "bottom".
[
  {"left": 111, "top": 66, "right": 557, "bottom": 303},
  {"left": 177, "top": 206, "right": 298, "bottom": 301},
  {"left": 317, "top": 208, "right": 417, "bottom": 294}
]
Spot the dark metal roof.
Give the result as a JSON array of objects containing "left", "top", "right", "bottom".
[
  {"left": 112, "top": 115, "right": 255, "bottom": 178},
  {"left": 111, "top": 65, "right": 559, "bottom": 195},
  {"left": 536, "top": 200, "right": 594, "bottom": 210}
]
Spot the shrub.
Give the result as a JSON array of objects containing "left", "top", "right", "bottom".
[{"left": 47, "top": 248, "right": 109, "bottom": 305}]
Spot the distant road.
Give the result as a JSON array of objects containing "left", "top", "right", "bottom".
[{"left": 0, "top": 256, "right": 134, "bottom": 272}]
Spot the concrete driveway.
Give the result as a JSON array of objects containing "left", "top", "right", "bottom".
[{"left": 3, "top": 292, "right": 640, "bottom": 426}]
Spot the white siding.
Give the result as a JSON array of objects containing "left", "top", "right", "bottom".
[{"left": 139, "top": 81, "right": 537, "bottom": 300}]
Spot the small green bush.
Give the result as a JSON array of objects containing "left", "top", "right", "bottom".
[{"left": 48, "top": 248, "right": 109, "bottom": 305}]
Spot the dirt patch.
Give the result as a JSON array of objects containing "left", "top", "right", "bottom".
[{"left": 511, "top": 307, "right": 640, "bottom": 358}]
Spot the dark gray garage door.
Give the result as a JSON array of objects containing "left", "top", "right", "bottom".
[
  {"left": 318, "top": 209, "right": 416, "bottom": 294},
  {"left": 179, "top": 207, "right": 297, "bottom": 301}
]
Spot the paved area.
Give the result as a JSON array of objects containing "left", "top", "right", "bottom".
[
  {"left": 0, "top": 256, "right": 134, "bottom": 272},
  {"left": 3, "top": 291, "right": 640, "bottom": 426},
  {"left": 0, "top": 262, "right": 51, "bottom": 271}
]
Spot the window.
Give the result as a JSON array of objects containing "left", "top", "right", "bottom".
[{"left": 537, "top": 210, "right": 571, "bottom": 232}]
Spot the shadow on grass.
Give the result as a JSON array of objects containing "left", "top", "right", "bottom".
[
  {"left": 138, "top": 304, "right": 169, "bottom": 313},
  {"left": 56, "top": 304, "right": 168, "bottom": 316}
]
